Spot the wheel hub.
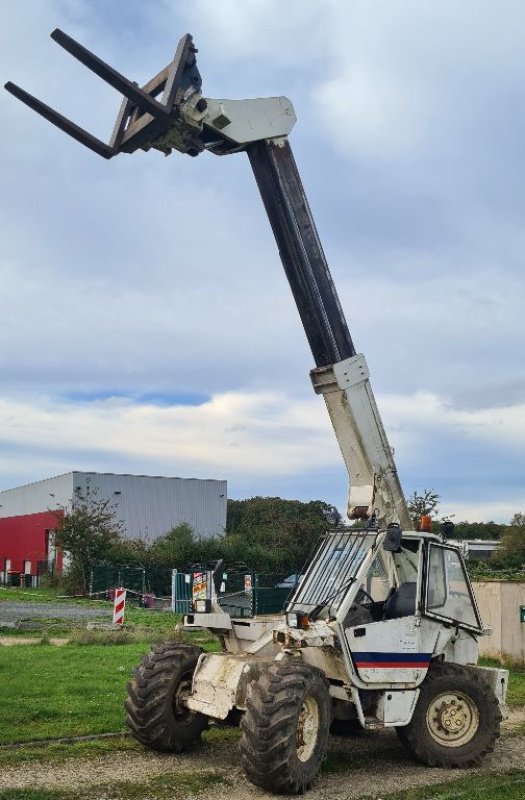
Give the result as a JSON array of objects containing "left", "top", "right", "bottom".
[
  {"left": 296, "top": 696, "right": 320, "bottom": 762},
  {"left": 172, "top": 673, "right": 196, "bottom": 724},
  {"left": 426, "top": 691, "right": 479, "bottom": 747}
]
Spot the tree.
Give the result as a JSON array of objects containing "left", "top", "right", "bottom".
[
  {"left": 224, "top": 497, "right": 334, "bottom": 572},
  {"left": 53, "top": 484, "right": 124, "bottom": 594},
  {"left": 499, "top": 513, "right": 525, "bottom": 569},
  {"left": 151, "top": 523, "right": 199, "bottom": 569},
  {"left": 407, "top": 489, "right": 440, "bottom": 529},
  {"left": 451, "top": 521, "right": 505, "bottom": 541}
]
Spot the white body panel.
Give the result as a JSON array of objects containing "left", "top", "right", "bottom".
[
  {"left": 186, "top": 653, "right": 273, "bottom": 719},
  {"left": 376, "top": 689, "right": 420, "bottom": 725},
  {"left": 311, "top": 354, "right": 410, "bottom": 529},
  {"left": 346, "top": 616, "right": 436, "bottom": 685},
  {"left": 203, "top": 97, "right": 296, "bottom": 144}
]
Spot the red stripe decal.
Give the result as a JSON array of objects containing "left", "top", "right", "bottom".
[{"left": 356, "top": 662, "right": 428, "bottom": 668}]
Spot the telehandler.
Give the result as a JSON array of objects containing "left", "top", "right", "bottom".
[{"left": 5, "top": 32, "right": 508, "bottom": 795}]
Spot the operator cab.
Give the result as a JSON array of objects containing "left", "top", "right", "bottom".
[
  {"left": 287, "top": 527, "right": 482, "bottom": 686},
  {"left": 287, "top": 528, "right": 483, "bottom": 634}
]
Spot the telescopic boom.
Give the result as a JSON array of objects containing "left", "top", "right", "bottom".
[{"left": 5, "top": 31, "right": 411, "bottom": 529}]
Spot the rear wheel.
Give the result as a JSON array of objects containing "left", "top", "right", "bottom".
[
  {"left": 240, "top": 660, "right": 330, "bottom": 794},
  {"left": 396, "top": 662, "right": 501, "bottom": 767},
  {"left": 125, "top": 642, "right": 207, "bottom": 752}
]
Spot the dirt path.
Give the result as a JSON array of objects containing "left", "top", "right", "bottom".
[
  {"left": 0, "top": 636, "right": 69, "bottom": 645},
  {"left": 1, "top": 722, "right": 524, "bottom": 799},
  {"left": 0, "top": 600, "right": 110, "bottom": 624}
]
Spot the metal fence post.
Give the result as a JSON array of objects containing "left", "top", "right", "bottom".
[{"left": 171, "top": 569, "right": 177, "bottom": 613}]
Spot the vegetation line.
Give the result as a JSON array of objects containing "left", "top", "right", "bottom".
[{"left": 0, "top": 732, "right": 130, "bottom": 750}]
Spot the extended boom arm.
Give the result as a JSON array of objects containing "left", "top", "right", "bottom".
[{"left": 5, "top": 31, "right": 411, "bottom": 529}]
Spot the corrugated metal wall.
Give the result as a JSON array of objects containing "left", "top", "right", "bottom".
[
  {"left": 0, "top": 473, "right": 74, "bottom": 518},
  {"left": 73, "top": 472, "right": 226, "bottom": 539},
  {"left": 0, "top": 471, "right": 227, "bottom": 540}
]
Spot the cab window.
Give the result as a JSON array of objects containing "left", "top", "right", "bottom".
[{"left": 426, "top": 544, "right": 481, "bottom": 630}]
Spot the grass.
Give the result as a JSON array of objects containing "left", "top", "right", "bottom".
[
  {"left": 0, "top": 725, "right": 240, "bottom": 767},
  {"left": 357, "top": 769, "right": 525, "bottom": 800},
  {"left": 480, "top": 657, "right": 525, "bottom": 707},
  {"left": 508, "top": 671, "right": 525, "bottom": 707},
  {"left": 0, "top": 644, "right": 521, "bottom": 747},
  {"left": 0, "top": 643, "right": 148, "bottom": 743},
  {"left": 0, "top": 736, "right": 138, "bottom": 767},
  {"left": 0, "top": 587, "right": 222, "bottom": 646},
  {"left": 0, "top": 587, "right": 68, "bottom": 603},
  {"left": 0, "top": 638, "right": 217, "bottom": 744},
  {"left": 0, "top": 770, "right": 229, "bottom": 800}
]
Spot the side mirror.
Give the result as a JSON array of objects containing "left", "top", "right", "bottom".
[
  {"left": 383, "top": 523, "right": 402, "bottom": 552},
  {"left": 441, "top": 520, "right": 455, "bottom": 540},
  {"left": 212, "top": 559, "right": 225, "bottom": 593}
]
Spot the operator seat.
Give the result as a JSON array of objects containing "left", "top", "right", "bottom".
[{"left": 383, "top": 582, "right": 417, "bottom": 619}]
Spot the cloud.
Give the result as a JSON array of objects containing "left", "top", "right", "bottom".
[
  {"left": 0, "top": 390, "right": 337, "bottom": 477},
  {"left": 383, "top": 391, "right": 525, "bottom": 455},
  {"left": 1, "top": 386, "right": 524, "bottom": 521},
  {"left": 0, "top": 1, "right": 524, "bottom": 522}
]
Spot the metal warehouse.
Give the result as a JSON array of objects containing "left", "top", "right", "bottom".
[{"left": 0, "top": 471, "right": 227, "bottom": 584}]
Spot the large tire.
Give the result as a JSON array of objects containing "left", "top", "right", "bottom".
[
  {"left": 396, "top": 662, "right": 501, "bottom": 768},
  {"left": 125, "top": 642, "right": 207, "bottom": 752},
  {"left": 240, "top": 660, "right": 331, "bottom": 794}
]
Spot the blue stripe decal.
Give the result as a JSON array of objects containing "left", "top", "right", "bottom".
[{"left": 354, "top": 652, "right": 432, "bottom": 664}]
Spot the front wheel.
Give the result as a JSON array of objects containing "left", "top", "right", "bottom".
[
  {"left": 125, "top": 642, "right": 207, "bottom": 752},
  {"left": 240, "top": 660, "right": 331, "bottom": 794},
  {"left": 396, "top": 662, "right": 501, "bottom": 768}
]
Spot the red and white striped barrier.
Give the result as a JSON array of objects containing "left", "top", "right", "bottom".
[{"left": 112, "top": 587, "right": 126, "bottom": 625}]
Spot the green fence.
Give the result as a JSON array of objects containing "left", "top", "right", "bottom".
[
  {"left": 90, "top": 564, "right": 173, "bottom": 600},
  {"left": 91, "top": 564, "right": 301, "bottom": 616},
  {"left": 172, "top": 571, "right": 192, "bottom": 614},
  {"left": 171, "top": 570, "right": 299, "bottom": 617},
  {"left": 253, "top": 573, "right": 298, "bottom": 615}
]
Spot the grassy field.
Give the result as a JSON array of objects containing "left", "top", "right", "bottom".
[
  {"left": 1, "top": 586, "right": 524, "bottom": 800},
  {"left": 480, "top": 657, "right": 525, "bottom": 708},
  {"left": 0, "top": 587, "right": 190, "bottom": 638},
  {"left": 0, "top": 599, "right": 523, "bottom": 746},
  {"left": 0, "top": 771, "right": 229, "bottom": 800},
  {"left": 0, "top": 650, "right": 523, "bottom": 799},
  {"left": 0, "top": 765, "right": 524, "bottom": 800},
  {"left": 0, "top": 635, "right": 218, "bottom": 744},
  {"left": 0, "top": 588, "right": 66, "bottom": 603},
  {"left": 0, "top": 643, "right": 153, "bottom": 743},
  {"left": 0, "top": 772, "right": 229, "bottom": 800},
  {"left": 0, "top": 640, "right": 522, "bottom": 746},
  {"left": 508, "top": 670, "right": 525, "bottom": 707},
  {"left": 365, "top": 770, "right": 525, "bottom": 800}
]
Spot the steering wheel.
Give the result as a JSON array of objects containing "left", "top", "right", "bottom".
[{"left": 355, "top": 587, "right": 374, "bottom": 605}]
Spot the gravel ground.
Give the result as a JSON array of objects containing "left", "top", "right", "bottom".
[
  {"left": 1, "top": 599, "right": 523, "bottom": 797},
  {"left": 1, "top": 718, "right": 524, "bottom": 799},
  {"left": 0, "top": 600, "right": 111, "bottom": 623}
]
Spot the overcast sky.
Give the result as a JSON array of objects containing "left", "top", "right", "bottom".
[{"left": 1, "top": 1, "right": 524, "bottom": 523}]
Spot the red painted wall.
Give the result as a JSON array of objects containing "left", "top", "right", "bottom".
[{"left": 0, "top": 511, "right": 63, "bottom": 575}]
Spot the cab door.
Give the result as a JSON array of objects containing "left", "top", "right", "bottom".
[
  {"left": 347, "top": 615, "right": 433, "bottom": 684},
  {"left": 345, "top": 540, "right": 435, "bottom": 684},
  {"left": 423, "top": 543, "right": 483, "bottom": 633}
]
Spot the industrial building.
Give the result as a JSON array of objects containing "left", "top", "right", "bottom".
[
  {"left": 456, "top": 539, "right": 501, "bottom": 562},
  {"left": 0, "top": 471, "right": 227, "bottom": 584}
]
